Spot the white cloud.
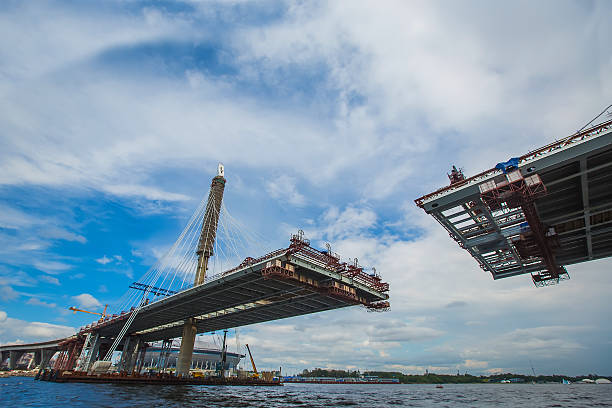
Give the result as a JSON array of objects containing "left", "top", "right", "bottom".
[
  {"left": 39, "top": 275, "right": 60, "bottom": 286},
  {"left": 265, "top": 175, "right": 306, "bottom": 206},
  {"left": 305, "top": 206, "right": 377, "bottom": 242},
  {"left": 0, "top": 270, "right": 37, "bottom": 287},
  {"left": 39, "top": 227, "right": 87, "bottom": 244},
  {"left": 72, "top": 293, "right": 102, "bottom": 309},
  {"left": 103, "top": 184, "right": 190, "bottom": 202},
  {"left": 0, "top": 204, "right": 37, "bottom": 229},
  {"left": 96, "top": 255, "right": 112, "bottom": 265},
  {"left": 33, "top": 260, "right": 73, "bottom": 275},
  {"left": 0, "top": 311, "right": 7, "bottom": 322},
  {"left": 0, "top": 286, "right": 19, "bottom": 301},
  {"left": 0, "top": 314, "right": 75, "bottom": 345},
  {"left": 463, "top": 360, "right": 488, "bottom": 369},
  {"left": 26, "top": 297, "right": 57, "bottom": 309}
]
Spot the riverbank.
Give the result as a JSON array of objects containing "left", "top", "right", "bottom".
[{"left": 0, "top": 370, "right": 37, "bottom": 378}]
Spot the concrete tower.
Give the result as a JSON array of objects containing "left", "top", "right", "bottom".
[{"left": 176, "top": 163, "right": 226, "bottom": 376}]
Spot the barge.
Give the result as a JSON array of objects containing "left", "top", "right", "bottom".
[
  {"left": 282, "top": 376, "right": 400, "bottom": 384},
  {"left": 35, "top": 369, "right": 281, "bottom": 386}
]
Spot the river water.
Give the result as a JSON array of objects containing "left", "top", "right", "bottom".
[{"left": 1, "top": 378, "right": 611, "bottom": 407}]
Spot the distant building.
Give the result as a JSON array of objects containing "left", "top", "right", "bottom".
[{"left": 142, "top": 346, "right": 243, "bottom": 372}]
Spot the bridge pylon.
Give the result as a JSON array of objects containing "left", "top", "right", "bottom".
[{"left": 176, "top": 163, "right": 226, "bottom": 377}]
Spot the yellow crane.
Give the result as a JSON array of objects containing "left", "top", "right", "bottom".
[
  {"left": 68, "top": 304, "right": 108, "bottom": 321},
  {"left": 245, "top": 344, "right": 259, "bottom": 378}
]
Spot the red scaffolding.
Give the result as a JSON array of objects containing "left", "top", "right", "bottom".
[{"left": 479, "top": 170, "right": 569, "bottom": 286}]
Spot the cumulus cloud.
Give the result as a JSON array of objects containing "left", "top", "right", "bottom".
[
  {"left": 265, "top": 175, "right": 306, "bottom": 206},
  {"left": 0, "top": 313, "right": 75, "bottom": 345},
  {"left": 72, "top": 293, "right": 102, "bottom": 309},
  {"left": 306, "top": 206, "right": 377, "bottom": 242}
]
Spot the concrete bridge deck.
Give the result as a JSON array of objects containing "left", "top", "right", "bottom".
[
  {"left": 84, "top": 242, "right": 389, "bottom": 343},
  {"left": 416, "top": 118, "right": 612, "bottom": 284},
  {"left": 0, "top": 339, "right": 61, "bottom": 370}
]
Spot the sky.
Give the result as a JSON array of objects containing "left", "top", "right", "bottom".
[{"left": 0, "top": 0, "right": 611, "bottom": 376}]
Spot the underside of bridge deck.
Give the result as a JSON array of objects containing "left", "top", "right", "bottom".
[
  {"left": 78, "top": 243, "right": 389, "bottom": 344},
  {"left": 415, "top": 119, "right": 612, "bottom": 286}
]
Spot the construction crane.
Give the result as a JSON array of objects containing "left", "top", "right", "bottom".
[
  {"left": 245, "top": 343, "right": 259, "bottom": 378},
  {"left": 68, "top": 304, "right": 108, "bottom": 321}
]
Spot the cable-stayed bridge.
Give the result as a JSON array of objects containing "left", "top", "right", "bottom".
[{"left": 1, "top": 164, "right": 389, "bottom": 378}]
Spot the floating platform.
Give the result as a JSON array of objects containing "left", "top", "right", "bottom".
[
  {"left": 282, "top": 377, "right": 400, "bottom": 384},
  {"left": 36, "top": 369, "right": 281, "bottom": 386}
]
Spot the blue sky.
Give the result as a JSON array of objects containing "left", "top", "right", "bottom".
[{"left": 1, "top": 0, "right": 611, "bottom": 376}]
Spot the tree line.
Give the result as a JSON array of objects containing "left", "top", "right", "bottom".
[{"left": 297, "top": 369, "right": 612, "bottom": 384}]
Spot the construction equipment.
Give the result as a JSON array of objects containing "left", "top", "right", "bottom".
[
  {"left": 69, "top": 304, "right": 108, "bottom": 321},
  {"left": 245, "top": 344, "right": 259, "bottom": 378}
]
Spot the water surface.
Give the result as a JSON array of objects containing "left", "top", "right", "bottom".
[{"left": 2, "top": 378, "right": 611, "bottom": 407}]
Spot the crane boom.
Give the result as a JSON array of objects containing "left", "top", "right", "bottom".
[
  {"left": 69, "top": 304, "right": 108, "bottom": 319},
  {"left": 245, "top": 343, "right": 258, "bottom": 378}
]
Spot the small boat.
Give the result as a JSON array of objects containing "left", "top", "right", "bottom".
[
  {"left": 562, "top": 379, "right": 571, "bottom": 385},
  {"left": 436, "top": 385, "right": 444, "bottom": 389}
]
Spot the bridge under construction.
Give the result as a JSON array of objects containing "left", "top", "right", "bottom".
[
  {"left": 416, "top": 117, "right": 612, "bottom": 287},
  {"left": 1, "top": 164, "right": 389, "bottom": 384}
]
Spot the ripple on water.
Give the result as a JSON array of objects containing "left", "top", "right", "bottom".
[{"left": 2, "top": 379, "right": 612, "bottom": 408}]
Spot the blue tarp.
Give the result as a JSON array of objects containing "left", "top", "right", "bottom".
[{"left": 495, "top": 157, "right": 520, "bottom": 173}]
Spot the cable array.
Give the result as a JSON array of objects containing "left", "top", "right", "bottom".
[{"left": 111, "top": 192, "right": 273, "bottom": 315}]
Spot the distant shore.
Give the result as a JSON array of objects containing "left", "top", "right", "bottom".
[
  {"left": 0, "top": 370, "right": 37, "bottom": 378},
  {"left": 297, "top": 369, "right": 612, "bottom": 384}
]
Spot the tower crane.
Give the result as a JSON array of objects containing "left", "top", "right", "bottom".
[{"left": 68, "top": 304, "right": 108, "bottom": 321}]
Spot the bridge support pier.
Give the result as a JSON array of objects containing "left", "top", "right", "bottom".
[
  {"left": 118, "top": 336, "right": 137, "bottom": 373},
  {"left": 9, "top": 351, "right": 24, "bottom": 370},
  {"left": 176, "top": 318, "right": 197, "bottom": 376},
  {"left": 1, "top": 351, "right": 8, "bottom": 367},
  {"left": 33, "top": 350, "right": 42, "bottom": 367},
  {"left": 133, "top": 340, "right": 147, "bottom": 374},
  {"left": 40, "top": 349, "right": 56, "bottom": 370}
]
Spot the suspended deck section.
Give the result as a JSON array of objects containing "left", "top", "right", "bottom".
[
  {"left": 415, "top": 119, "right": 612, "bottom": 286},
  {"left": 78, "top": 234, "right": 390, "bottom": 343}
]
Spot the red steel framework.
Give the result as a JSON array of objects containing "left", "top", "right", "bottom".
[
  {"left": 414, "top": 118, "right": 612, "bottom": 287},
  {"left": 479, "top": 170, "right": 569, "bottom": 286},
  {"left": 51, "top": 233, "right": 390, "bottom": 368},
  {"left": 415, "top": 118, "right": 612, "bottom": 208},
  {"left": 261, "top": 232, "right": 390, "bottom": 311}
]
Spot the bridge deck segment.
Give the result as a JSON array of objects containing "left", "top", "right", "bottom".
[{"left": 416, "top": 119, "right": 612, "bottom": 284}]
